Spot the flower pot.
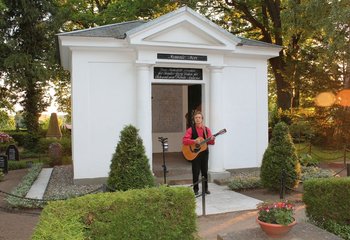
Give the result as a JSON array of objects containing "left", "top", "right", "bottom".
[{"left": 256, "top": 217, "right": 296, "bottom": 238}]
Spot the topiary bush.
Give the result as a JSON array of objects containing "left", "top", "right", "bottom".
[
  {"left": 260, "top": 122, "right": 301, "bottom": 191},
  {"left": 107, "top": 125, "right": 155, "bottom": 191},
  {"left": 32, "top": 187, "right": 197, "bottom": 240}
]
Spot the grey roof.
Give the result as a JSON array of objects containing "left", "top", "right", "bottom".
[
  {"left": 237, "top": 36, "right": 281, "bottom": 49},
  {"left": 57, "top": 6, "right": 281, "bottom": 49},
  {"left": 56, "top": 20, "right": 146, "bottom": 39}
]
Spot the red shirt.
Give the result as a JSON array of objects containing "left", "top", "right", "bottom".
[{"left": 182, "top": 126, "right": 215, "bottom": 145}]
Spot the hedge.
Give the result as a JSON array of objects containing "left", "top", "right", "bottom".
[
  {"left": 303, "top": 177, "right": 350, "bottom": 224},
  {"left": 32, "top": 186, "right": 197, "bottom": 240}
]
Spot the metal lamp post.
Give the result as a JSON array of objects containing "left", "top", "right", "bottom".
[{"left": 158, "top": 137, "right": 169, "bottom": 184}]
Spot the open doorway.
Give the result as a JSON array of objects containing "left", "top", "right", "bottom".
[
  {"left": 187, "top": 84, "right": 202, "bottom": 129},
  {"left": 151, "top": 84, "right": 202, "bottom": 153},
  {"left": 151, "top": 83, "right": 202, "bottom": 184}
]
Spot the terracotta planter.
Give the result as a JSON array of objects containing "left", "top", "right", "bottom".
[{"left": 256, "top": 217, "right": 296, "bottom": 238}]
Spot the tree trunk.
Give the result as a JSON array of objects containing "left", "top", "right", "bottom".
[
  {"left": 345, "top": 63, "right": 350, "bottom": 89},
  {"left": 269, "top": 55, "right": 292, "bottom": 110},
  {"left": 23, "top": 76, "right": 40, "bottom": 134}
]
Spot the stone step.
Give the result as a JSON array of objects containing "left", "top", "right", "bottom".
[
  {"left": 156, "top": 173, "right": 192, "bottom": 185},
  {"left": 153, "top": 169, "right": 191, "bottom": 177}
]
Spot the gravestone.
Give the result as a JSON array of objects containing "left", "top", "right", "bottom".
[
  {"left": 48, "top": 142, "right": 63, "bottom": 166},
  {"left": 6, "top": 144, "right": 19, "bottom": 161},
  {"left": 0, "top": 155, "right": 8, "bottom": 174}
]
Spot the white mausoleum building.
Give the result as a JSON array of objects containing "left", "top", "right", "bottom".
[{"left": 57, "top": 6, "right": 281, "bottom": 184}]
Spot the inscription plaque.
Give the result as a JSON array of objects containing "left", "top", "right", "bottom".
[
  {"left": 157, "top": 53, "right": 207, "bottom": 61},
  {"left": 154, "top": 67, "right": 203, "bottom": 80}
]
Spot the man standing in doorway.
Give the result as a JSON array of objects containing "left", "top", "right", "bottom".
[{"left": 182, "top": 111, "right": 215, "bottom": 195}]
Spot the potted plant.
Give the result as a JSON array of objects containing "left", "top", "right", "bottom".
[{"left": 256, "top": 200, "right": 296, "bottom": 238}]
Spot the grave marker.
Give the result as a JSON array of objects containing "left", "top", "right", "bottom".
[
  {"left": 0, "top": 155, "right": 8, "bottom": 174},
  {"left": 6, "top": 144, "right": 19, "bottom": 161}
]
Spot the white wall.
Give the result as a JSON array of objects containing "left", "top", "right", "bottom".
[
  {"left": 72, "top": 50, "right": 136, "bottom": 180},
  {"left": 222, "top": 56, "right": 268, "bottom": 169}
]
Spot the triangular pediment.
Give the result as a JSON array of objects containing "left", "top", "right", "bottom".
[
  {"left": 144, "top": 21, "right": 225, "bottom": 46},
  {"left": 126, "top": 7, "right": 240, "bottom": 50}
]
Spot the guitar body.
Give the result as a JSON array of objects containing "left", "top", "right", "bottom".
[
  {"left": 182, "top": 137, "right": 208, "bottom": 161},
  {"left": 182, "top": 128, "right": 227, "bottom": 161}
]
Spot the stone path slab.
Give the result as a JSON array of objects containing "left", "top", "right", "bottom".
[
  {"left": 187, "top": 183, "right": 262, "bottom": 216},
  {"left": 26, "top": 168, "right": 53, "bottom": 199}
]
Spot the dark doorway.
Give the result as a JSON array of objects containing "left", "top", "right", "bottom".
[{"left": 186, "top": 84, "right": 202, "bottom": 128}]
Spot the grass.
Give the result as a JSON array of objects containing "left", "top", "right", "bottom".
[{"left": 295, "top": 143, "right": 347, "bottom": 163}]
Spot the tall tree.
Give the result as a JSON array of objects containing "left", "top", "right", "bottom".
[
  {"left": 195, "top": 0, "right": 349, "bottom": 109},
  {"left": 1, "top": 0, "right": 60, "bottom": 133},
  {"left": 215, "top": 0, "right": 291, "bottom": 109}
]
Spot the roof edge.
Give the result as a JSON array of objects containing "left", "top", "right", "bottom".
[{"left": 56, "top": 20, "right": 147, "bottom": 37}]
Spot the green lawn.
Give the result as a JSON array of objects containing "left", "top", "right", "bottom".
[{"left": 295, "top": 143, "right": 347, "bottom": 163}]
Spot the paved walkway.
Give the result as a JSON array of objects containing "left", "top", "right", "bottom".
[{"left": 191, "top": 183, "right": 261, "bottom": 216}]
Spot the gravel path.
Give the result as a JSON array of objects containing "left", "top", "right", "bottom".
[{"left": 44, "top": 165, "right": 103, "bottom": 200}]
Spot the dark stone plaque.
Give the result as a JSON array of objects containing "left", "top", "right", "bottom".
[
  {"left": 49, "top": 142, "right": 63, "bottom": 166},
  {"left": 157, "top": 53, "right": 207, "bottom": 61},
  {"left": 0, "top": 155, "right": 8, "bottom": 174},
  {"left": 154, "top": 67, "right": 203, "bottom": 80},
  {"left": 6, "top": 144, "right": 19, "bottom": 161}
]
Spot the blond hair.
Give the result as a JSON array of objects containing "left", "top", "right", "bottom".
[{"left": 193, "top": 110, "right": 203, "bottom": 119}]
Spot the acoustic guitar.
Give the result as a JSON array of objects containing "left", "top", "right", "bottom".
[{"left": 182, "top": 128, "right": 227, "bottom": 161}]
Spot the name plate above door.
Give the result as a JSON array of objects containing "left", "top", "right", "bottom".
[
  {"left": 154, "top": 67, "right": 203, "bottom": 80},
  {"left": 157, "top": 53, "right": 207, "bottom": 61}
]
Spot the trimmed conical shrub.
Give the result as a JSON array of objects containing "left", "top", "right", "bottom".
[
  {"left": 260, "top": 122, "right": 301, "bottom": 191},
  {"left": 46, "top": 113, "right": 62, "bottom": 139},
  {"left": 107, "top": 125, "right": 155, "bottom": 191}
]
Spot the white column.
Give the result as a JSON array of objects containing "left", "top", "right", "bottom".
[
  {"left": 136, "top": 63, "right": 153, "bottom": 170},
  {"left": 209, "top": 66, "right": 226, "bottom": 173}
]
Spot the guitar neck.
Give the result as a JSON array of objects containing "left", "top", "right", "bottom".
[{"left": 199, "top": 132, "right": 222, "bottom": 145}]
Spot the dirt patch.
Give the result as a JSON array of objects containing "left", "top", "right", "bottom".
[{"left": 0, "top": 169, "right": 41, "bottom": 240}]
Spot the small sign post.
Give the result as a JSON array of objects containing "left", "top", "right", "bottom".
[{"left": 0, "top": 155, "right": 8, "bottom": 174}]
